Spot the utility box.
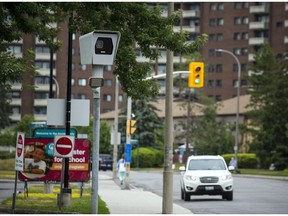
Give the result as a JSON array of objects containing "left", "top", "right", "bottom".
[{"left": 79, "top": 30, "right": 121, "bottom": 65}]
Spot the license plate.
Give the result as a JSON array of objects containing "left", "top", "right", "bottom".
[{"left": 205, "top": 186, "right": 214, "bottom": 191}]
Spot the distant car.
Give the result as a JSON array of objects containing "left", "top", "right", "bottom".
[
  {"left": 99, "top": 154, "right": 113, "bottom": 171},
  {"left": 179, "top": 155, "right": 234, "bottom": 201}
]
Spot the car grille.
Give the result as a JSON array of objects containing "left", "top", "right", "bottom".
[{"left": 200, "top": 176, "right": 219, "bottom": 183}]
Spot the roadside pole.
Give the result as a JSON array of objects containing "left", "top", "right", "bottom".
[
  {"left": 113, "top": 76, "right": 119, "bottom": 180},
  {"left": 162, "top": 2, "right": 174, "bottom": 214}
]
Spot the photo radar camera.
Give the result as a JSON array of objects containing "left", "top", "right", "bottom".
[{"left": 79, "top": 30, "right": 121, "bottom": 65}]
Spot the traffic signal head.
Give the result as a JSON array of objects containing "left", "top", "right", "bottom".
[{"left": 188, "top": 62, "right": 204, "bottom": 88}]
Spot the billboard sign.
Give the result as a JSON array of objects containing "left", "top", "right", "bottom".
[{"left": 19, "top": 138, "right": 90, "bottom": 182}]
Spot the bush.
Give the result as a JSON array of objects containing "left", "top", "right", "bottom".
[
  {"left": 0, "top": 151, "right": 15, "bottom": 159},
  {"left": 131, "top": 147, "right": 164, "bottom": 168},
  {"left": 222, "top": 153, "right": 259, "bottom": 169}
]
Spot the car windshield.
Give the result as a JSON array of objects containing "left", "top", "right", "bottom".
[{"left": 188, "top": 159, "right": 226, "bottom": 170}]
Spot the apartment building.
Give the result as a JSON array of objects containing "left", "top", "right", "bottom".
[{"left": 8, "top": 2, "right": 288, "bottom": 123}]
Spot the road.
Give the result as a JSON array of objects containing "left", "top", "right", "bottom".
[{"left": 128, "top": 170, "right": 288, "bottom": 214}]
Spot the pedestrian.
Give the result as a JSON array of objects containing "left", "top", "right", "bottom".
[
  {"left": 117, "top": 155, "right": 126, "bottom": 185},
  {"left": 229, "top": 157, "right": 237, "bottom": 168}
]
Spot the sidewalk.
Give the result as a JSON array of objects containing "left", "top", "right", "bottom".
[{"left": 98, "top": 174, "right": 192, "bottom": 214}]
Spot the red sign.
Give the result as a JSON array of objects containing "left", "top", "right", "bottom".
[
  {"left": 19, "top": 138, "right": 90, "bottom": 182},
  {"left": 55, "top": 137, "right": 72, "bottom": 156},
  {"left": 17, "top": 134, "right": 24, "bottom": 157}
]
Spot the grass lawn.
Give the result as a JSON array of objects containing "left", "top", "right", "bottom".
[{"left": 1, "top": 185, "right": 109, "bottom": 214}]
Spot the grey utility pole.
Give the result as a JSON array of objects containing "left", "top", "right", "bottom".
[
  {"left": 162, "top": 2, "right": 174, "bottom": 214},
  {"left": 113, "top": 76, "right": 119, "bottom": 180}
]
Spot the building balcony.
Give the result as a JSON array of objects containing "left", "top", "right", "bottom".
[
  {"left": 36, "top": 68, "right": 56, "bottom": 76},
  {"left": 285, "top": 20, "right": 288, "bottom": 28},
  {"left": 9, "top": 114, "right": 21, "bottom": 122},
  {"left": 248, "top": 37, "right": 268, "bottom": 45},
  {"left": 248, "top": 53, "right": 255, "bottom": 62},
  {"left": 173, "top": 25, "right": 200, "bottom": 33},
  {"left": 284, "top": 36, "right": 288, "bottom": 44},
  {"left": 11, "top": 83, "right": 22, "bottom": 90},
  {"left": 182, "top": 10, "right": 200, "bottom": 18},
  {"left": 249, "top": 21, "right": 269, "bottom": 30},
  {"left": 34, "top": 99, "right": 48, "bottom": 106},
  {"left": 35, "top": 53, "right": 57, "bottom": 61},
  {"left": 10, "top": 98, "right": 21, "bottom": 106},
  {"left": 34, "top": 114, "right": 47, "bottom": 122},
  {"left": 249, "top": 4, "right": 269, "bottom": 13}
]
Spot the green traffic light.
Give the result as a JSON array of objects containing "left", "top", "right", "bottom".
[{"left": 195, "top": 79, "right": 200, "bottom": 84}]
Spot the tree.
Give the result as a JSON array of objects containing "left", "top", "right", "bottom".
[
  {"left": 247, "top": 44, "right": 288, "bottom": 170},
  {"left": 119, "top": 97, "right": 164, "bottom": 149}
]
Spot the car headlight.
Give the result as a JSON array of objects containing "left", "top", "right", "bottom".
[
  {"left": 185, "top": 175, "right": 197, "bottom": 181},
  {"left": 221, "top": 174, "right": 232, "bottom": 180}
]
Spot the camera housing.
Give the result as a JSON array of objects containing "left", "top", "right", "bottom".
[{"left": 79, "top": 30, "right": 121, "bottom": 65}]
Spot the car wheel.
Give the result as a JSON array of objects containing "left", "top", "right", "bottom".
[
  {"left": 226, "top": 191, "right": 233, "bottom": 201},
  {"left": 181, "top": 188, "right": 184, "bottom": 200},
  {"left": 184, "top": 191, "right": 191, "bottom": 201}
]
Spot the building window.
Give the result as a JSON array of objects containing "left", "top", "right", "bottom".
[
  {"left": 232, "top": 79, "right": 238, "bottom": 87},
  {"left": 234, "top": 33, "right": 241, "bottom": 40},
  {"left": 217, "top": 18, "right": 224, "bottom": 26},
  {"left": 104, "top": 79, "right": 112, "bottom": 87},
  {"left": 241, "top": 79, "right": 248, "bottom": 87},
  {"left": 234, "top": 2, "right": 242, "bottom": 9},
  {"left": 233, "top": 48, "right": 241, "bottom": 56},
  {"left": 216, "top": 64, "right": 222, "bottom": 73},
  {"left": 105, "top": 65, "right": 113, "bottom": 71},
  {"left": 208, "top": 65, "right": 215, "bottom": 73},
  {"left": 241, "top": 64, "right": 248, "bottom": 72},
  {"left": 242, "top": 16, "right": 249, "bottom": 24},
  {"left": 10, "top": 91, "right": 21, "bottom": 98},
  {"left": 276, "top": 21, "right": 283, "bottom": 28},
  {"left": 218, "top": 3, "right": 224, "bottom": 10},
  {"left": 241, "top": 48, "right": 248, "bottom": 56},
  {"left": 208, "top": 80, "right": 214, "bottom": 88},
  {"left": 209, "top": 49, "right": 214, "bottom": 57},
  {"left": 35, "top": 45, "right": 50, "bottom": 53},
  {"left": 242, "top": 32, "right": 249, "bottom": 40},
  {"left": 217, "top": 33, "right": 223, "bottom": 41},
  {"left": 209, "top": 34, "right": 215, "bottom": 41},
  {"left": 209, "top": 18, "right": 216, "bottom": 26},
  {"left": 234, "top": 17, "right": 241, "bottom": 25},
  {"left": 8, "top": 45, "right": 22, "bottom": 54},
  {"left": 233, "top": 64, "right": 239, "bottom": 72},
  {"left": 78, "top": 94, "right": 87, "bottom": 99},
  {"left": 79, "top": 64, "right": 87, "bottom": 71},
  {"left": 35, "top": 92, "right": 49, "bottom": 99},
  {"left": 118, "top": 95, "right": 123, "bottom": 102},
  {"left": 35, "top": 61, "right": 50, "bottom": 69},
  {"left": 78, "top": 78, "right": 87, "bottom": 86},
  {"left": 103, "top": 94, "right": 112, "bottom": 102},
  {"left": 12, "top": 106, "right": 20, "bottom": 115},
  {"left": 210, "top": 3, "right": 217, "bottom": 11},
  {"left": 215, "top": 95, "right": 222, "bottom": 101},
  {"left": 215, "top": 80, "right": 222, "bottom": 88},
  {"left": 34, "top": 76, "right": 50, "bottom": 85},
  {"left": 34, "top": 107, "right": 47, "bottom": 115}
]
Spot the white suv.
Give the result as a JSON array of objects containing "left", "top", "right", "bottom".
[{"left": 179, "top": 155, "right": 234, "bottom": 201}]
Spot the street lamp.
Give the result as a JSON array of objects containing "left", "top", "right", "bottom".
[{"left": 215, "top": 48, "right": 241, "bottom": 171}]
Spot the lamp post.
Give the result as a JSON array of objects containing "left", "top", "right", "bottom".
[{"left": 215, "top": 48, "right": 241, "bottom": 171}]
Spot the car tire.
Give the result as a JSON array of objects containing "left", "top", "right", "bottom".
[
  {"left": 226, "top": 191, "right": 233, "bottom": 201},
  {"left": 181, "top": 188, "right": 184, "bottom": 200},
  {"left": 184, "top": 190, "right": 191, "bottom": 201}
]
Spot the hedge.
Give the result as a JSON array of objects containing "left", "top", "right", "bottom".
[
  {"left": 131, "top": 147, "right": 164, "bottom": 168},
  {"left": 222, "top": 153, "right": 259, "bottom": 169}
]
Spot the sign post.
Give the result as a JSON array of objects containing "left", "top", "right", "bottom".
[{"left": 12, "top": 132, "right": 25, "bottom": 213}]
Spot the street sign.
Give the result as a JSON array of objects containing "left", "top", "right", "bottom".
[
  {"left": 54, "top": 135, "right": 75, "bottom": 158},
  {"left": 33, "top": 128, "right": 77, "bottom": 138},
  {"left": 15, "top": 132, "right": 25, "bottom": 171},
  {"left": 125, "top": 143, "right": 132, "bottom": 163}
]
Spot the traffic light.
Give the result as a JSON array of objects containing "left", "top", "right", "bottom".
[
  {"left": 188, "top": 62, "right": 204, "bottom": 88},
  {"left": 126, "top": 120, "right": 136, "bottom": 135}
]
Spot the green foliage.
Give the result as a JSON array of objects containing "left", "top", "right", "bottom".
[
  {"left": 69, "top": 2, "right": 208, "bottom": 99},
  {"left": 247, "top": 44, "right": 288, "bottom": 170},
  {"left": 131, "top": 147, "right": 164, "bottom": 168},
  {"left": 119, "top": 97, "right": 164, "bottom": 149},
  {"left": 0, "top": 151, "right": 15, "bottom": 159},
  {"left": 222, "top": 153, "right": 259, "bottom": 169},
  {"left": 14, "top": 114, "right": 35, "bottom": 137},
  {"left": 0, "top": 129, "right": 15, "bottom": 146}
]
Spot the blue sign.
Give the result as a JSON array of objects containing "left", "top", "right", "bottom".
[
  {"left": 33, "top": 128, "right": 77, "bottom": 138},
  {"left": 125, "top": 143, "right": 132, "bottom": 163}
]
